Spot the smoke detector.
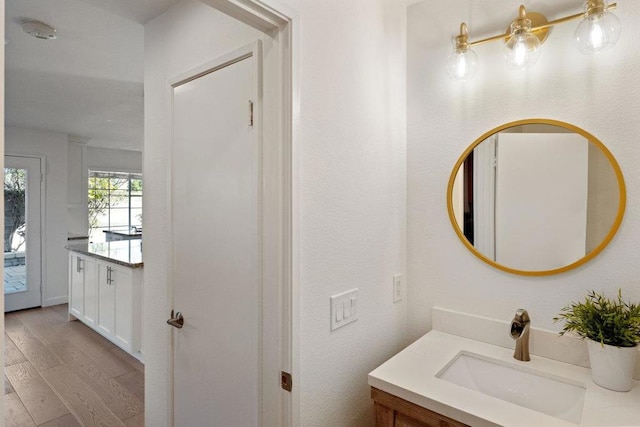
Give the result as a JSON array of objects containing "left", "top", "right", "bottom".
[{"left": 21, "top": 20, "right": 57, "bottom": 40}]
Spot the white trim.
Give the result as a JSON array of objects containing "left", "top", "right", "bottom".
[
  {"left": 168, "top": 43, "right": 259, "bottom": 87},
  {"left": 281, "top": 18, "right": 298, "bottom": 427},
  {"left": 87, "top": 166, "right": 143, "bottom": 174},
  {"left": 472, "top": 135, "right": 496, "bottom": 259},
  {"left": 200, "top": 0, "right": 290, "bottom": 32},
  {"left": 43, "top": 295, "right": 68, "bottom": 307},
  {"left": 4, "top": 154, "right": 46, "bottom": 310}
]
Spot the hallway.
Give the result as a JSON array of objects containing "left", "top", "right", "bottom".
[{"left": 4, "top": 305, "right": 144, "bottom": 426}]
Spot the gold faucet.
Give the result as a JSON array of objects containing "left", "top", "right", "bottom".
[{"left": 510, "top": 309, "right": 531, "bottom": 361}]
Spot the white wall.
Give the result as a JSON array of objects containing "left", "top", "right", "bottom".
[
  {"left": 6, "top": 126, "right": 69, "bottom": 306},
  {"left": 407, "top": 1, "right": 640, "bottom": 340},
  {"left": 86, "top": 146, "right": 142, "bottom": 173},
  {"left": 277, "top": 1, "right": 407, "bottom": 425},
  {"left": 144, "top": 0, "right": 407, "bottom": 426}
]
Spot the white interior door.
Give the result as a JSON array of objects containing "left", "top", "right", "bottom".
[
  {"left": 170, "top": 47, "right": 261, "bottom": 425},
  {"left": 4, "top": 155, "right": 42, "bottom": 312}
]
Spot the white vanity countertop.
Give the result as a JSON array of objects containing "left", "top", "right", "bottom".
[{"left": 368, "top": 331, "right": 640, "bottom": 427}]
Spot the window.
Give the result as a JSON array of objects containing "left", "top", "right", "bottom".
[{"left": 88, "top": 171, "right": 142, "bottom": 243}]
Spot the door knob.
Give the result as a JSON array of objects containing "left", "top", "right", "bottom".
[{"left": 167, "top": 310, "right": 184, "bottom": 329}]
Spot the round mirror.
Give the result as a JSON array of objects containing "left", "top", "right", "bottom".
[{"left": 447, "top": 119, "right": 626, "bottom": 276}]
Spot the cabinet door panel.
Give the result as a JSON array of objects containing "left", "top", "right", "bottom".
[
  {"left": 396, "top": 413, "right": 430, "bottom": 427},
  {"left": 82, "top": 257, "right": 97, "bottom": 326},
  {"left": 372, "top": 388, "right": 469, "bottom": 427},
  {"left": 69, "top": 253, "right": 84, "bottom": 318},
  {"left": 97, "top": 263, "right": 115, "bottom": 337},
  {"left": 112, "top": 265, "right": 133, "bottom": 350},
  {"left": 374, "top": 402, "right": 395, "bottom": 427}
]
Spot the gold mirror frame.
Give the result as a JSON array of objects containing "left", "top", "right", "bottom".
[{"left": 446, "top": 118, "right": 626, "bottom": 276}]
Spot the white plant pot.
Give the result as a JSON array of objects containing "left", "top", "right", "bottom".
[{"left": 586, "top": 339, "right": 638, "bottom": 392}]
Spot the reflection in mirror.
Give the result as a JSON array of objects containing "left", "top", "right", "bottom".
[{"left": 448, "top": 120, "right": 625, "bottom": 276}]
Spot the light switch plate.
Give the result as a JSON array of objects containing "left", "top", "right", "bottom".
[
  {"left": 393, "top": 274, "right": 402, "bottom": 303},
  {"left": 330, "top": 288, "right": 358, "bottom": 331}
]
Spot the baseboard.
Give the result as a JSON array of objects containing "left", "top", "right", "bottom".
[{"left": 42, "top": 296, "right": 68, "bottom": 307}]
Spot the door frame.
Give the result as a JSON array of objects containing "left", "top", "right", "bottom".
[
  {"left": 166, "top": 1, "right": 297, "bottom": 425},
  {"left": 4, "top": 154, "right": 46, "bottom": 311}
]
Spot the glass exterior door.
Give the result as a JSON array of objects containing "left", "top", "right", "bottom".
[{"left": 4, "top": 156, "right": 42, "bottom": 312}]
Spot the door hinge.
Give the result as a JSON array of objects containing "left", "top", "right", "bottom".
[
  {"left": 281, "top": 371, "right": 292, "bottom": 392},
  {"left": 249, "top": 100, "right": 254, "bottom": 127}
]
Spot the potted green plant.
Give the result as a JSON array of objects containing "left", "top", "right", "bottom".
[{"left": 554, "top": 289, "right": 640, "bottom": 392}]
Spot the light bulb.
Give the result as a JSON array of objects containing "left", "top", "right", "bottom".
[
  {"left": 447, "top": 22, "right": 479, "bottom": 81},
  {"left": 504, "top": 19, "right": 541, "bottom": 70},
  {"left": 575, "top": 1, "right": 621, "bottom": 54},
  {"left": 447, "top": 48, "right": 479, "bottom": 81}
]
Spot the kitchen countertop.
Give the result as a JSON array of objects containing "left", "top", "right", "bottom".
[
  {"left": 103, "top": 230, "right": 142, "bottom": 237},
  {"left": 66, "top": 239, "right": 143, "bottom": 268},
  {"left": 368, "top": 330, "right": 640, "bottom": 427}
]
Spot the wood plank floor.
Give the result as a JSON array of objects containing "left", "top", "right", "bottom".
[{"left": 4, "top": 305, "right": 144, "bottom": 426}]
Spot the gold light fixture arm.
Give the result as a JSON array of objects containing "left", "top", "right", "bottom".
[
  {"left": 468, "top": 2, "right": 617, "bottom": 47},
  {"left": 455, "top": 22, "right": 470, "bottom": 52}
]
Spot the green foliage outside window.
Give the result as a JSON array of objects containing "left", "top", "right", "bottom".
[
  {"left": 4, "top": 168, "right": 26, "bottom": 252},
  {"left": 88, "top": 172, "right": 142, "bottom": 236}
]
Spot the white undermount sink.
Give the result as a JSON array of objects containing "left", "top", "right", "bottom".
[{"left": 437, "top": 351, "right": 586, "bottom": 424}]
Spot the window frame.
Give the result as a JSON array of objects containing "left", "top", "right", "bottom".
[{"left": 88, "top": 170, "right": 143, "bottom": 238}]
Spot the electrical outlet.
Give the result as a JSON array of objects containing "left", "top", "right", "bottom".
[
  {"left": 330, "top": 289, "right": 358, "bottom": 331},
  {"left": 393, "top": 274, "right": 402, "bottom": 303}
]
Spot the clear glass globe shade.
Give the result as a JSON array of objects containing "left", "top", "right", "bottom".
[
  {"left": 446, "top": 48, "right": 479, "bottom": 81},
  {"left": 504, "top": 31, "right": 541, "bottom": 70},
  {"left": 574, "top": 10, "right": 621, "bottom": 54}
]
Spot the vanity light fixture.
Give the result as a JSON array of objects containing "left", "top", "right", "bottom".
[
  {"left": 448, "top": 0, "right": 620, "bottom": 80},
  {"left": 504, "top": 6, "right": 543, "bottom": 70},
  {"left": 575, "top": 0, "right": 622, "bottom": 53},
  {"left": 446, "top": 23, "right": 479, "bottom": 81}
]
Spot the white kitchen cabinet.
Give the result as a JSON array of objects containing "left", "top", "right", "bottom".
[
  {"left": 69, "top": 252, "right": 83, "bottom": 318},
  {"left": 68, "top": 252, "right": 97, "bottom": 327},
  {"left": 68, "top": 250, "right": 143, "bottom": 356},
  {"left": 97, "top": 261, "right": 140, "bottom": 352}
]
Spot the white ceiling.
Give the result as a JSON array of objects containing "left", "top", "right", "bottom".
[{"left": 5, "top": 0, "right": 180, "bottom": 151}]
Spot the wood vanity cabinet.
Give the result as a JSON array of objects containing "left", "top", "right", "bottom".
[{"left": 371, "top": 388, "right": 469, "bottom": 427}]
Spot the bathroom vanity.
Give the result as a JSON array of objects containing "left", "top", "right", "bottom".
[
  {"left": 371, "top": 387, "right": 468, "bottom": 427},
  {"left": 66, "top": 240, "right": 143, "bottom": 359},
  {"left": 369, "top": 309, "right": 640, "bottom": 427}
]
